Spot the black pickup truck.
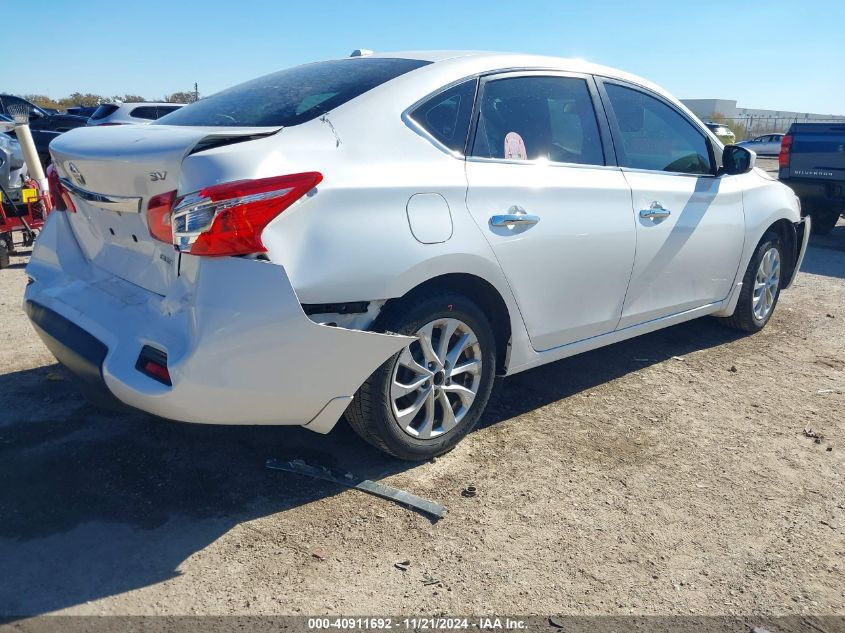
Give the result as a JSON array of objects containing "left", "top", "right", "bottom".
[
  {"left": 779, "top": 122, "right": 845, "bottom": 234},
  {"left": 0, "top": 94, "right": 88, "bottom": 134}
]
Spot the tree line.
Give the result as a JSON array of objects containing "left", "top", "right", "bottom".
[{"left": 21, "top": 91, "right": 200, "bottom": 110}]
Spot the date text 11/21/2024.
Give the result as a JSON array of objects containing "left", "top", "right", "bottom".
[{"left": 306, "top": 617, "right": 527, "bottom": 630}]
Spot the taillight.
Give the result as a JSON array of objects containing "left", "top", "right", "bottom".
[
  {"left": 171, "top": 172, "right": 322, "bottom": 257},
  {"left": 146, "top": 190, "right": 177, "bottom": 243},
  {"left": 46, "top": 163, "right": 75, "bottom": 212},
  {"left": 779, "top": 134, "right": 793, "bottom": 169}
]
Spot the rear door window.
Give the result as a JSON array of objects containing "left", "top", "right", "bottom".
[
  {"left": 129, "top": 106, "right": 159, "bottom": 120},
  {"left": 604, "top": 83, "right": 713, "bottom": 175},
  {"left": 156, "top": 58, "right": 431, "bottom": 128},
  {"left": 410, "top": 79, "right": 477, "bottom": 153},
  {"left": 470, "top": 75, "right": 605, "bottom": 166},
  {"left": 90, "top": 104, "right": 119, "bottom": 120}
]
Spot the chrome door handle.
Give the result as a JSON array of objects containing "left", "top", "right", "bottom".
[
  {"left": 639, "top": 202, "right": 671, "bottom": 220},
  {"left": 490, "top": 206, "right": 540, "bottom": 227}
]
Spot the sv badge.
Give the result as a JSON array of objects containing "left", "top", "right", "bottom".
[{"left": 150, "top": 171, "right": 167, "bottom": 182}]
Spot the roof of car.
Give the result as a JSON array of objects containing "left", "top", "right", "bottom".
[
  {"left": 113, "top": 102, "right": 186, "bottom": 107},
  {"left": 366, "top": 50, "right": 672, "bottom": 100}
]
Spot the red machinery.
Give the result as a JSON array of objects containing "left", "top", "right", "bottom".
[{"left": 0, "top": 175, "right": 52, "bottom": 269}]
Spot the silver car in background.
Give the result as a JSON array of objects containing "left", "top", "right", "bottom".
[{"left": 738, "top": 133, "right": 784, "bottom": 156}]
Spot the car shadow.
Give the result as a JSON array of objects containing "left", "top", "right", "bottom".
[
  {"left": 800, "top": 236, "right": 845, "bottom": 279},
  {"left": 0, "top": 316, "right": 745, "bottom": 617},
  {"left": 480, "top": 315, "right": 745, "bottom": 427}
]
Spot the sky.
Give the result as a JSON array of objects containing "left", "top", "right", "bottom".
[{"left": 3, "top": 0, "right": 844, "bottom": 114}]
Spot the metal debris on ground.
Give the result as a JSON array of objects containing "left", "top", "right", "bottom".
[
  {"left": 265, "top": 458, "right": 447, "bottom": 520},
  {"left": 803, "top": 426, "right": 824, "bottom": 443},
  {"left": 421, "top": 573, "right": 441, "bottom": 586},
  {"left": 394, "top": 559, "right": 410, "bottom": 571},
  {"left": 549, "top": 616, "right": 566, "bottom": 628},
  {"left": 461, "top": 485, "right": 477, "bottom": 498}
]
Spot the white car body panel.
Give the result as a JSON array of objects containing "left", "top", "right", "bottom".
[
  {"left": 465, "top": 159, "right": 635, "bottom": 350},
  {"left": 27, "top": 51, "right": 806, "bottom": 434},
  {"left": 617, "top": 170, "right": 745, "bottom": 328},
  {"left": 26, "top": 212, "right": 412, "bottom": 427}
]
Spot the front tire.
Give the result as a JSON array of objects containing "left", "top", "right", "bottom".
[
  {"left": 346, "top": 291, "right": 496, "bottom": 461},
  {"left": 719, "top": 231, "right": 783, "bottom": 332},
  {"left": 0, "top": 241, "right": 10, "bottom": 270}
]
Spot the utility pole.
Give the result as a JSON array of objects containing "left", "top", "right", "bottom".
[{"left": 194, "top": 82, "right": 199, "bottom": 103}]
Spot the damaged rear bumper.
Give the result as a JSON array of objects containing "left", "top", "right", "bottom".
[{"left": 24, "top": 212, "right": 413, "bottom": 432}]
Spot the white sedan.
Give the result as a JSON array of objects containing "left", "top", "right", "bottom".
[{"left": 28, "top": 51, "right": 810, "bottom": 460}]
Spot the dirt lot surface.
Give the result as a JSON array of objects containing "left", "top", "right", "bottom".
[{"left": 1, "top": 218, "right": 843, "bottom": 620}]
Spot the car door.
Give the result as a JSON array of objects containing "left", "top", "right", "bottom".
[
  {"left": 464, "top": 72, "right": 636, "bottom": 351},
  {"left": 764, "top": 135, "right": 782, "bottom": 155},
  {"left": 598, "top": 80, "right": 745, "bottom": 329}
]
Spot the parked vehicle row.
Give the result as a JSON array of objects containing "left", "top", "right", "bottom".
[
  {"left": 0, "top": 95, "right": 188, "bottom": 167},
  {"left": 29, "top": 51, "right": 809, "bottom": 460},
  {"left": 0, "top": 94, "right": 88, "bottom": 133}
]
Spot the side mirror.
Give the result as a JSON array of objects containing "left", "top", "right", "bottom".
[{"left": 721, "top": 145, "right": 756, "bottom": 175}]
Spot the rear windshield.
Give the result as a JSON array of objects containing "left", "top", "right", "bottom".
[
  {"left": 156, "top": 58, "right": 431, "bottom": 128},
  {"left": 90, "top": 104, "right": 119, "bottom": 120}
]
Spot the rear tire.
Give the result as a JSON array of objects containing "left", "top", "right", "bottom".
[
  {"left": 719, "top": 231, "right": 783, "bottom": 332},
  {"left": 810, "top": 207, "right": 841, "bottom": 235},
  {"left": 346, "top": 291, "right": 496, "bottom": 461}
]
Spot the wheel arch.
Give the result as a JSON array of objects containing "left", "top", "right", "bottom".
[
  {"left": 378, "top": 272, "right": 514, "bottom": 375},
  {"left": 767, "top": 217, "right": 798, "bottom": 284},
  {"left": 716, "top": 214, "right": 800, "bottom": 318}
]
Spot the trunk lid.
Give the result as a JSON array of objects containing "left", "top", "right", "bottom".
[{"left": 49, "top": 124, "right": 278, "bottom": 295}]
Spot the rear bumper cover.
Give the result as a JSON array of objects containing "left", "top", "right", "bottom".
[{"left": 24, "top": 212, "right": 412, "bottom": 431}]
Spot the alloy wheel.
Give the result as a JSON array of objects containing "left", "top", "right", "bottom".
[
  {"left": 390, "top": 318, "right": 483, "bottom": 439},
  {"left": 752, "top": 247, "right": 781, "bottom": 321}
]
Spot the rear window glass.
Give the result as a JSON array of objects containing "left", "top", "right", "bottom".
[
  {"left": 410, "top": 79, "right": 477, "bottom": 153},
  {"left": 129, "top": 106, "right": 159, "bottom": 120},
  {"left": 90, "top": 104, "right": 119, "bottom": 120},
  {"left": 156, "top": 58, "right": 431, "bottom": 128}
]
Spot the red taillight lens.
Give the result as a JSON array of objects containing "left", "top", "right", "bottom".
[
  {"left": 778, "top": 134, "right": 793, "bottom": 168},
  {"left": 172, "top": 172, "right": 322, "bottom": 257},
  {"left": 146, "top": 190, "right": 177, "bottom": 243},
  {"left": 46, "top": 163, "right": 75, "bottom": 212}
]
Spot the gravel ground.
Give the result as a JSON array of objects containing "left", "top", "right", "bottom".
[{"left": 0, "top": 218, "right": 843, "bottom": 620}]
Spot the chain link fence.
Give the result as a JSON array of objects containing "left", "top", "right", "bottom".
[{"left": 717, "top": 116, "right": 845, "bottom": 141}]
